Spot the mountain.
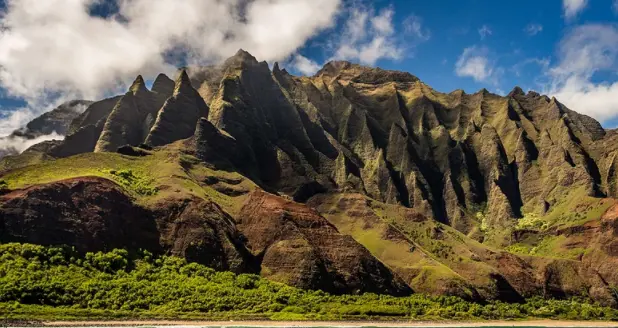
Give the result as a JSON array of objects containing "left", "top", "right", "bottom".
[{"left": 3, "top": 50, "right": 618, "bottom": 305}]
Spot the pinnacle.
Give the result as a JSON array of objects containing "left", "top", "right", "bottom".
[{"left": 129, "top": 75, "right": 147, "bottom": 94}]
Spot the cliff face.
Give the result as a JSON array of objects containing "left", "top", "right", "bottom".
[{"left": 2, "top": 50, "right": 618, "bottom": 304}]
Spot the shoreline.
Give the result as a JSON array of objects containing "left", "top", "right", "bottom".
[{"left": 12, "top": 319, "right": 618, "bottom": 327}]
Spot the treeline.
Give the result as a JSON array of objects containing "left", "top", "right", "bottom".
[{"left": 0, "top": 243, "right": 617, "bottom": 321}]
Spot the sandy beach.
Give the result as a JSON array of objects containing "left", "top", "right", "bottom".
[{"left": 29, "top": 320, "right": 618, "bottom": 327}]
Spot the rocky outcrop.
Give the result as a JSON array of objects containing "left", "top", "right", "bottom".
[
  {"left": 236, "top": 190, "right": 412, "bottom": 295},
  {"left": 145, "top": 70, "right": 209, "bottom": 147},
  {"left": 67, "top": 96, "right": 121, "bottom": 135},
  {"left": 7, "top": 50, "right": 618, "bottom": 302}
]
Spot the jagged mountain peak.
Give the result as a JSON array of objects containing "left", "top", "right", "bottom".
[
  {"left": 172, "top": 69, "right": 194, "bottom": 95},
  {"left": 129, "top": 75, "right": 148, "bottom": 94},
  {"left": 223, "top": 48, "right": 260, "bottom": 68},
  {"left": 152, "top": 73, "right": 174, "bottom": 95},
  {"left": 508, "top": 86, "right": 525, "bottom": 97}
]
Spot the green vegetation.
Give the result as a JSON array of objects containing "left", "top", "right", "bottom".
[
  {"left": 516, "top": 212, "right": 546, "bottom": 230},
  {"left": 1, "top": 243, "right": 617, "bottom": 321},
  {"left": 103, "top": 169, "right": 157, "bottom": 196},
  {"left": 506, "top": 235, "right": 589, "bottom": 260},
  {"left": 530, "top": 187, "right": 615, "bottom": 230}
]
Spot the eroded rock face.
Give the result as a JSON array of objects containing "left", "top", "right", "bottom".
[
  {"left": 0, "top": 177, "right": 160, "bottom": 252},
  {"left": 236, "top": 190, "right": 412, "bottom": 296},
  {"left": 95, "top": 76, "right": 159, "bottom": 152}
]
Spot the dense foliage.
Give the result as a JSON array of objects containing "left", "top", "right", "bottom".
[{"left": 1, "top": 243, "right": 617, "bottom": 321}]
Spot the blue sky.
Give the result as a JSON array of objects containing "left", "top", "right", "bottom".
[{"left": 0, "top": 0, "right": 617, "bottom": 138}]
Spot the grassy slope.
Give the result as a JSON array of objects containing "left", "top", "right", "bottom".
[
  {"left": 310, "top": 193, "right": 505, "bottom": 299},
  {"left": 0, "top": 143, "right": 256, "bottom": 216}
]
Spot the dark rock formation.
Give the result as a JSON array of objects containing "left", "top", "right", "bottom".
[
  {"left": 0, "top": 177, "right": 255, "bottom": 273},
  {"left": 95, "top": 76, "right": 158, "bottom": 152},
  {"left": 145, "top": 70, "right": 209, "bottom": 147},
  {"left": 0, "top": 177, "right": 160, "bottom": 252},
  {"left": 0, "top": 100, "right": 93, "bottom": 159},
  {"left": 0, "top": 177, "right": 409, "bottom": 295},
  {"left": 236, "top": 190, "right": 412, "bottom": 295}
]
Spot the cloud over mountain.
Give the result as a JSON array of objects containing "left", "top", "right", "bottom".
[{"left": 0, "top": 0, "right": 342, "bottom": 135}]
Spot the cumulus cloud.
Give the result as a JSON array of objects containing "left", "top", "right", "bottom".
[
  {"left": 524, "top": 23, "right": 543, "bottom": 36},
  {"left": 478, "top": 25, "right": 492, "bottom": 40},
  {"left": 547, "top": 24, "right": 618, "bottom": 123},
  {"left": 455, "top": 46, "right": 502, "bottom": 85},
  {"left": 563, "top": 0, "right": 588, "bottom": 19},
  {"left": 0, "top": 0, "right": 342, "bottom": 135},
  {"left": 328, "top": 6, "right": 404, "bottom": 65}
]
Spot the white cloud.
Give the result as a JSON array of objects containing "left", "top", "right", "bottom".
[
  {"left": 547, "top": 24, "right": 618, "bottom": 122},
  {"left": 613, "top": 0, "right": 618, "bottom": 13},
  {"left": 478, "top": 25, "right": 492, "bottom": 40},
  {"left": 329, "top": 6, "right": 402, "bottom": 65},
  {"left": 455, "top": 46, "right": 501, "bottom": 84},
  {"left": 511, "top": 57, "right": 550, "bottom": 77},
  {"left": 524, "top": 23, "right": 543, "bottom": 36},
  {"left": 327, "top": 5, "right": 427, "bottom": 65},
  {"left": 0, "top": 0, "right": 342, "bottom": 136},
  {"left": 0, "top": 131, "right": 63, "bottom": 156},
  {"left": 403, "top": 15, "right": 431, "bottom": 41},
  {"left": 563, "top": 0, "right": 588, "bottom": 19},
  {"left": 291, "top": 54, "right": 322, "bottom": 76},
  {"left": 0, "top": 105, "right": 37, "bottom": 137},
  {"left": 285, "top": 4, "right": 429, "bottom": 76}
]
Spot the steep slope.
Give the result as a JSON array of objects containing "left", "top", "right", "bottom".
[{"left": 268, "top": 62, "right": 608, "bottom": 245}]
